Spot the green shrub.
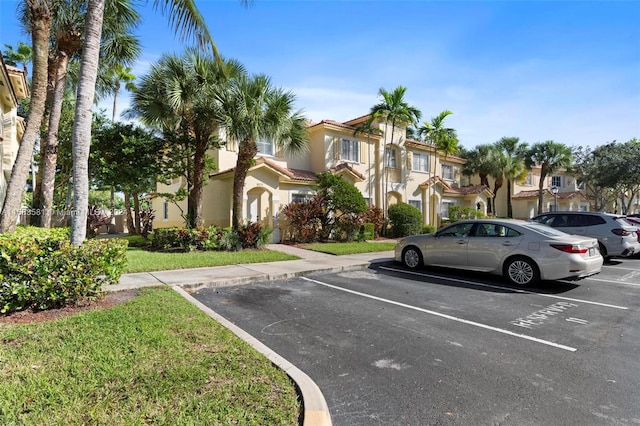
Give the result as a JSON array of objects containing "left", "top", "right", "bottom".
[
  {"left": 448, "top": 206, "right": 487, "bottom": 222},
  {"left": 362, "top": 206, "right": 384, "bottom": 237},
  {"left": 237, "top": 222, "right": 272, "bottom": 249},
  {"left": 422, "top": 225, "right": 437, "bottom": 234},
  {"left": 0, "top": 228, "right": 127, "bottom": 314},
  {"left": 360, "top": 223, "right": 376, "bottom": 240},
  {"left": 151, "top": 227, "right": 212, "bottom": 251},
  {"left": 388, "top": 202, "right": 423, "bottom": 237},
  {"left": 218, "top": 228, "right": 242, "bottom": 251}
]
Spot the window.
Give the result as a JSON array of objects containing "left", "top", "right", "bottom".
[
  {"left": 551, "top": 175, "right": 562, "bottom": 187},
  {"left": 442, "top": 164, "right": 454, "bottom": 180},
  {"left": 291, "top": 193, "right": 313, "bottom": 203},
  {"left": 412, "top": 153, "right": 429, "bottom": 172},
  {"left": 341, "top": 138, "right": 359, "bottom": 162},
  {"left": 439, "top": 222, "right": 473, "bottom": 237},
  {"left": 163, "top": 201, "right": 169, "bottom": 221},
  {"left": 441, "top": 201, "right": 454, "bottom": 219},
  {"left": 409, "top": 200, "right": 421, "bottom": 211},
  {"left": 257, "top": 137, "right": 274, "bottom": 156},
  {"left": 384, "top": 147, "right": 396, "bottom": 168},
  {"left": 525, "top": 173, "right": 533, "bottom": 186}
]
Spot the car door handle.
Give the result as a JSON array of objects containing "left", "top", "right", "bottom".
[
  {"left": 457, "top": 239, "right": 467, "bottom": 244},
  {"left": 502, "top": 242, "right": 513, "bottom": 246}
]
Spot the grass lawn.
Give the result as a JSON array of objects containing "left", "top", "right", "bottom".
[
  {"left": 0, "top": 288, "right": 301, "bottom": 425},
  {"left": 302, "top": 241, "right": 397, "bottom": 255},
  {"left": 125, "top": 248, "right": 298, "bottom": 273}
]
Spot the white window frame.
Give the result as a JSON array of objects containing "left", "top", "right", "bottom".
[
  {"left": 384, "top": 147, "right": 397, "bottom": 168},
  {"left": 442, "top": 164, "right": 454, "bottom": 181},
  {"left": 441, "top": 200, "right": 454, "bottom": 219},
  {"left": 257, "top": 137, "right": 274, "bottom": 156},
  {"left": 551, "top": 175, "right": 562, "bottom": 188},
  {"left": 340, "top": 138, "right": 359, "bottom": 162},
  {"left": 412, "top": 153, "right": 429, "bottom": 172},
  {"left": 163, "top": 201, "right": 169, "bottom": 221}
]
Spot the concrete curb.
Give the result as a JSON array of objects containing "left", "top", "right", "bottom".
[{"left": 172, "top": 286, "right": 332, "bottom": 426}]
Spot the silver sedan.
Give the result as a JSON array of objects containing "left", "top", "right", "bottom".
[{"left": 395, "top": 219, "right": 603, "bottom": 286}]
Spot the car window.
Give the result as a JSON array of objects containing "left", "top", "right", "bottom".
[
  {"left": 522, "top": 223, "right": 568, "bottom": 237},
  {"left": 438, "top": 223, "right": 473, "bottom": 237},
  {"left": 474, "top": 224, "right": 519, "bottom": 237},
  {"left": 585, "top": 215, "right": 605, "bottom": 226}
]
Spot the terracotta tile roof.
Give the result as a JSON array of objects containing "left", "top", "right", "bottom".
[
  {"left": 306, "top": 119, "right": 356, "bottom": 131},
  {"left": 329, "top": 162, "right": 366, "bottom": 181},
  {"left": 513, "top": 189, "right": 587, "bottom": 200},
  {"left": 342, "top": 113, "right": 372, "bottom": 126},
  {"left": 210, "top": 157, "right": 316, "bottom": 182},
  {"left": 444, "top": 184, "right": 491, "bottom": 195}
]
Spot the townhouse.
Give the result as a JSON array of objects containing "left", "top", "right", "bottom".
[
  {"left": 153, "top": 114, "right": 493, "bottom": 237},
  {"left": 0, "top": 54, "right": 29, "bottom": 210}
]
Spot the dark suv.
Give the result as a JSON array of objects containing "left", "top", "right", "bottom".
[{"left": 530, "top": 211, "right": 640, "bottom": 258}]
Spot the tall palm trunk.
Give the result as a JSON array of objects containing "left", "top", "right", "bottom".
[
  {"left": 187, "top": 138, "right": 208, "bottom": 228},
  {"left": 507, "top": 179, "right": 513, "bottom": 218},
  {"left": 70, "top": 0, "right": 104, "bottom": 246},
  {"left": 0, "top": 2, "right": 52, "bottom": 233},
  {"left": 492, "top": 178, "right": 503, "bottom": 217},
  {"left": 537, "top": 171, "right": 547, "bottom": 215},
  {"left": 232, "top": 140, "right": 258, "bottom": 230},
  {"left": 40, "top": 53, "right": 70, "bottom": 228},
  {"left": 133, "top": 190, "right": 141, "bottom": 233}
]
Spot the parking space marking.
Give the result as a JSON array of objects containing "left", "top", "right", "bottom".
[
  {"left": 601, "top": 265, "right": 640, "bottom": 272},
  {"left": 380, "top": 266, "right": 628, "bottom": 310},
  {"left": 582, "top": 277, "right": 640, "bottom": 287},
  {"left": 566, "top": 317, "right": 589, "bottom": 325},
  {"left": 302, "top": 276, "right": 578, "bottom": 352}
]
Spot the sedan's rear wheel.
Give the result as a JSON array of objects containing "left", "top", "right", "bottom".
[
  {"left": 402, "top": 246, "right": 423, "bottom": 270},
  {"left": 504, "top": 257, "right": 539, "bottom": 286}
]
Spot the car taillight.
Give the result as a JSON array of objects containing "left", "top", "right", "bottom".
[
  {"left": 611, "top": 228, "right": 632, "bottom": 236},
  {"left": 550, "top": 244, "right": 589, "bottom": 254}
]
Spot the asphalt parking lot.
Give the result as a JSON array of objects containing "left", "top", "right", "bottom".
[{"left": 193, "top": 257, "right": 640, "bottom": 425}]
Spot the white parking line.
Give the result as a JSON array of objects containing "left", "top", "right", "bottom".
[
  {"left": 301, "top": 276, "right": 578, "bottom": 352},
  {"left": 380, "top": 266, "right": 628, "bottom": 310},
  {"left": 579, "top": 277, "right": 640, "bottom": 287}
]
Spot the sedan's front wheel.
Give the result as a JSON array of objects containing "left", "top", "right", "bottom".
[
  {"left": 402, "top": 246, "right": 423, "bottom": 270},
  {"left": 504, "top": 257, "right": 539, "bottom": 286}
]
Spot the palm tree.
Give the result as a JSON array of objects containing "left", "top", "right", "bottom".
[
  {"left": 461, "top": 144, "right": 499, "bottom": 214},
  {"left": 214, "top": 74, "right": 309, "bottom": 231},
  {"left": 67, "top": 0, "right": 224, "bottom": 244},
  {"left": 525, "top": 140, "right": 573, "bottom": 215},
  {"left": 495, "top": 136, "right": 529, "bottom": 218},
  {"left": 128, "top": 49, "right": 244, "bottom": 228},
  {"left": 0, "top": 0, "right": 53, "bottom": 234},
  {"left": 35, "top": 0, "right": 141, "bottom": 229},
  {"left": 369, "top": 86, "right": 421, "bottom": 220},
  {"left": 418, "top": 110, "right": 458, "bottom": 224},
  {"left": 2, "top": 41, "right": 32, "bottom": 74},
  {"left": 104, "top": 63, "right": 136, "bottom": 122}
]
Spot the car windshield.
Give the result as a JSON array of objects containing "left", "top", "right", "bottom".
[{"left": 521, "top": 223, "right": 568, "bottom": 237}]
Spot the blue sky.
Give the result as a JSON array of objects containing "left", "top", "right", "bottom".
[{"left": 1, "top": 0, "right": 639, "bottom": 150}]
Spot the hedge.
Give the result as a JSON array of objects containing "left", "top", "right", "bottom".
[{"left": 0, "top": 227, "right": 128, "bottom": 314}]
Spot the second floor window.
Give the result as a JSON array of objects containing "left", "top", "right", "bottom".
[
  {"left": 442, "top": 164, "right": 454, "bottom": 180},
  {"left": 341, "top": 138, "right": 359, "bottom": 162},
  {"left": 412, "top": 153, "right": 429, "bottom": 172},
  {"left": 257, "top": 137, "right": 274, "bottom": 156},
  {"left": 551, "top": 175, "right": 562, "bottom": 188},
  {"left": 384, "top": 147, "right": 397, "bottom": 168}
]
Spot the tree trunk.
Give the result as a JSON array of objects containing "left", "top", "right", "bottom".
[
  {"left": 0, "top": 4, "right": 52, "bottom": 233},
  {"left": 133, "top": 190, "right": 141, "bottom": 234},
  {"left": 232, "top": 140, "right": 258, "bottom": 230},
  {"left": 124, "top": 191, "right": 136, "bottom": 234},
  {"left": 480, "top": 173, "right": 492, "bottom": 215},
  {"left": 537, "top": 172, "right": 546, "bottom": 215},
  {"left": 70, "top": 0, "right": 105, "bottom": 246},
  {"left": 492, "top": 178, "right": 503, "bottom": 217},
  {"left": 40, "top": 53, "right": 69, "bottom": 228},
  {"left": 187, "top": 138, "right": 208, "bottom": 228},
  {"left": 507, "top": 179, "right": 513, "bottom": 218}
]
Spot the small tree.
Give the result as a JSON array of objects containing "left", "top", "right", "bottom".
[
  {"left": 388, "top": 202, "right": 422, "bottom": 237},
  {"left": 316, "top": 172, "right": 367, "bottom": 241}
]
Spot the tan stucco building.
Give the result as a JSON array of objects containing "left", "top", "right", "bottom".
[
  {"left": 153, "top": 114, "right": 493, "bottom": 237},
  {"left": 0, "top": 54, "right": 29, "bottom": 210}
]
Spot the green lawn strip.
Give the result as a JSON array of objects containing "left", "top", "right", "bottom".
[
  {"left": 0, "top": 288, "right": 301, "bottom": 425},
  {"left": 302, "top": 241, "right": 397, "bottom": 255},
  {"left": 125, "top": 248, "right": 298, "bottom": 273}
]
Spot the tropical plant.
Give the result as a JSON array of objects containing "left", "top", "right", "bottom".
[
  {"left": 461, "top": 144, "right": 499, "bottom": 214},
  {"left": 368, "top": 86, "right": 421, "bottom": 221},
  {"left": 0, "top": 0, "right": 54, "bottom": 234},
  {"left": 2, "top": 41, "right": 32, "bottom": 74},
  {"left": 418, "top": 110, "right": 458, "bottom": 223},
  {"left": 495, "top": 137, "right": 529, "bottom": 218},
  {"left": 128, "top": 49, "right": 245, "bottom": 228},
  {"left": 525, "top": 140, "right": 573, "bottom": 215},
  {"left": 102, "top": 63, "right": 137, "bottom": 122},
  {"left": 213, "top": 73, "right": 309, "bottom": 231}
]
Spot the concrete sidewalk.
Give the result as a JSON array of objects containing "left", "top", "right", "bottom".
[
  {"left": 106, "top": 243, "right": 395, "bottom": 426},
  {"left": 108, "top": 243, "right": 395, "bottom": 293}
]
